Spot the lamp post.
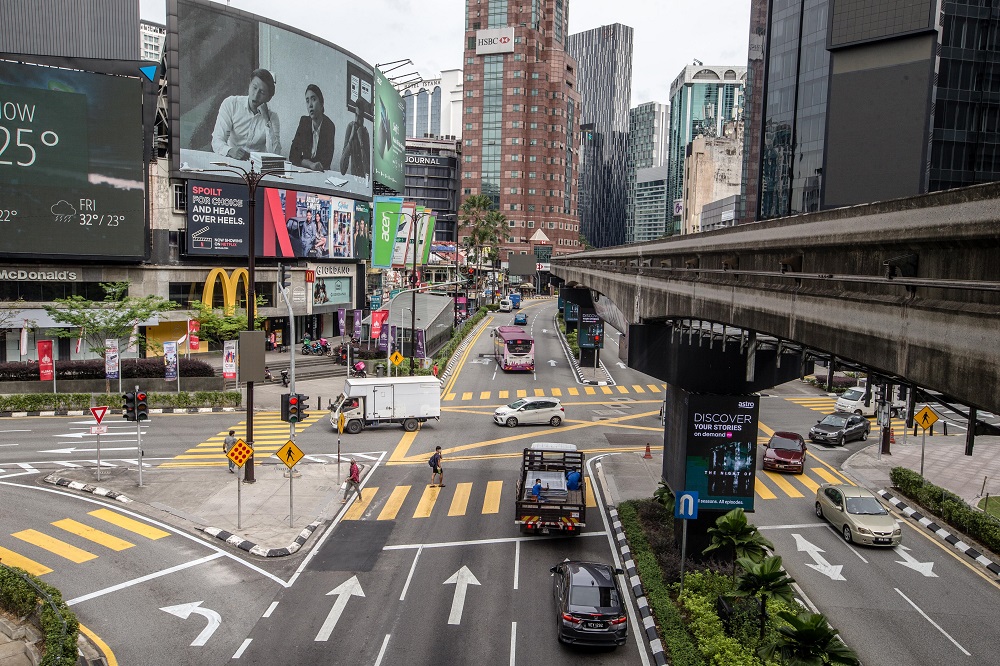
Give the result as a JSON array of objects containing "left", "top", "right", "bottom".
[
  {"left": 182, "top": 161, "right": 299, "bottom": 483},
  {"left": 395, "top": 209, "right": 430, "bottom": 375}
]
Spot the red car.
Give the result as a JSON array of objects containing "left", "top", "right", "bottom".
[{"left": 762, "top": 431, "right": 806, "bottom": 474}]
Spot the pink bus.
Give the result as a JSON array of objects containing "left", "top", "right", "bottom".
[{"left": 493, "top": 326, "right": 535, "bottom": 371}]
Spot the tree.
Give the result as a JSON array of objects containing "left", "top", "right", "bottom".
[
  {"left": 188, "top": 297, "right": 267, "bottom": 346},
  {"left": 458, "top": 195, "right": 506, "bottom": 299},
  {"left": 757, "top": 610, "right": 860, "bottom": 665},
  {"left": 702, "top": 508, "right": 775, "bottom": 579},
  {"left": 732, "top": 555, "right": 796, "bottom": 639},
  {"left": 42, "top": 281, "right": 177, "bottom": 356},
  {"left": 578, "top": 233, "right": 595, "bottom": 250}
]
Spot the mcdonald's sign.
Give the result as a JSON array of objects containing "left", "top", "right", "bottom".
[{"left": 203, "top": 268, "right": 250, "bottom": 316}]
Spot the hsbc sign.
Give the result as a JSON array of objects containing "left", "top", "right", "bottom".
[{"left": 476, "top": 27, "right": 515, "bottom": 55}]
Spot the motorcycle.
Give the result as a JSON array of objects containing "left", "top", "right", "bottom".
[
  {"left": 301, "top": 338, "right": 331, "bottom": 356},
  {"left": 280, "top": 369, "right": 290, "bottom": 387},
  {"left": 351, "top": 361, "right": 367, "bottom": 378}
]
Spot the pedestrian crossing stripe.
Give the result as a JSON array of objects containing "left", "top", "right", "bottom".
[
  {"left": 441, "top": 384, "right": 666, "bottom": 402},
  {"left": 12, "top": 529, "right": 97, "bottom": 563},
  {"left": 166, "top": 411, "right": 323, "bottom": 465},
  {"left": 0, "top": 546, "right": 52, "bottom": 576}
]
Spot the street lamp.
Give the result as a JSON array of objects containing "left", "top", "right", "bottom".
[
  {"left": 182, "top": 160, "right": 300, "bottom": 483},
  {"left": 396, "top": 209, "right": 431, "bottom": 376}
]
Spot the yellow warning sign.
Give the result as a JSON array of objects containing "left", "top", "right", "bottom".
[
  {"left": 227, "top": 439, "right": 253, "bottom": 468},
  {"left": 390, "top": 351, "right": 405, "bottom": 366},
  {"left": 337, "top": 413, "right": 345, "bottom": 434},
  {"left": 276, "top": 440, "right": 304, "bottom": 469},
  {"left": 914, "top": 406, "right": 939, "bottom": 430}
]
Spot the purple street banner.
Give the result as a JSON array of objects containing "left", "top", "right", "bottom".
[
  {"left": 415, "top": 329, "right": 426, "bottom": 359},
  {"left": 353, "top": 310, "right": 362, "bottom": 339},
  {"left": 164, "top": 341, "right": 178, "bottom": 382},
  {"left": 390, "top": 326, "right": 397, "bottom": 353},
  {"left": 338, "top": 308, "right": 347, "bottom": 337},
  {"left": 377, "top": 324, "right": 389, "bottom": 351},
  {"left": 105, "top": 339, "right": 120, "bottom": 380}
]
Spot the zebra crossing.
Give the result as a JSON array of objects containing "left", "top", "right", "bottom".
[
  {"left": 0, "top": 508, "right": 169, "bottom": 577},
  {"left": 444, "top": 383, "right": 665, "bottom": 402},
  {"left": 161, "top": 412, "right": 323, "bottom": 468}
]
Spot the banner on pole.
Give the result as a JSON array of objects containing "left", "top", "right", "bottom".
[
  {"left": 223, "top": 340, "right": 237, "bottom": 379},
  {"left": 37, "top": 341, "right": 54, "bottom": 381},
  {"left": 415, "top": 329, "right": 426, "bottom": 359},
  {"left": 105, "top": 339, "right": 120, "bottom": 380},
  {"left": 370, "top": 310, "right": 389, "bottom": 340},
  {"left": 20, "top": 322, "right": 28, "bottom": 357},
  {"left": 164, "top": 341, "right": 178, "bottom": 381},
  {"left": 338, "top": 308, "right": 347, "bottom": 337},
  {"left": 188, "top": 320, "right": 201, "bottom": 350},
  {"left": 353, "top": 309, "right": 362, "bottom": 339}
]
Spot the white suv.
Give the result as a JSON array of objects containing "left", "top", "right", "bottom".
[
  {"left": 494, "top": 397, "right": 564, "bottom": 427},
  {"left": 499, "top": 299, "right": 513, "bottom": 312}
]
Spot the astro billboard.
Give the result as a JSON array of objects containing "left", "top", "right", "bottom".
[{"left": 684, "top": 393, "right": 760, "bottom": 512}]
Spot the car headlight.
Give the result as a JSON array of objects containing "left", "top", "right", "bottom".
[
  {"left": 857, "top": 527, "right": 873, "bottom": 535},
  {"left": 893, "top": 528, "right": 902, "bottom": 535}
]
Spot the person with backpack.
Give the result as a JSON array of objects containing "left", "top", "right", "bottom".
[
  {"left": 342, "top": 458, "right": 362, "bottom": 504},
  {"left": 429, "top": 446, "right": 444, "bottom": 487},
  {"left": 223, "top": 430, "right": 237, "bottom": 473}
]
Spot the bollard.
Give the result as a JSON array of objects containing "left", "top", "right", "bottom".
[
  {"left": 930, "top": 424, "right": 934, "bottom": 436},
  {"left": 943, "top": 422, "right": 948, "bottom": 436},
  {"left": 914, "top": 424, "right": 918, "bottom": 437}
]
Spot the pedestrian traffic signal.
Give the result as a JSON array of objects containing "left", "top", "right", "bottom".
[
  {"left": 136, "top": 391, "right": 149, "bottom": 421},
  {"left": 278, "top": 263, "right": 291, "bottom": 290},
  {"left": 297, "top": 394, "right": 310, "bottom": 422},
  {"left": 122, "top": 392, "right": 136, "bottom": 421}
]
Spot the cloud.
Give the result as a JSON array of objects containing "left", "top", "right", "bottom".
[{"left": 50, "top": 200, "right": 76, "bottom": 219}]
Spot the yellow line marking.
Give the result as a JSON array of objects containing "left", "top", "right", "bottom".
[
  {"left": 754, "top": 476, "right": 777, "bottom": 500},
  {"left": 389, "top": 430, "right": 421, "bottom": 464},
  {"left": 808, "top": 455, "right": 856, "bottom": 485},
  {"left": 0, "top": 546, "right": 52, "bottom": 575},
  {"left": 12, "top": 529, "right": 97, "bottom": 563},
  {"left": 479, "top": 391, "right": 491, "bottom": 400},
  {"left": 758, "top": 422, "right": 775, "bottom": 437},
  {"left": 647, "top": 384, "right": 661, "bottom": 392},
  {"left": 461, "top": 392, "right": 473, "bottom": 400},
  {"left": 517, "top": 390, "right": 527, "bottom": 398},
  {"left": 568, "top": 387, "right": 580, "bottom": 396},
  {"left": 483, "top": 480, "right": 502, "bottom": 514},
  {"left": 796, "top": 471, "right": 820, "bottom": 494},
  {"left": 443, "top": 315, "right": 493, "bottom": 395},
  {"left": 88, "top": 509, "right": 170, "bottom": 540},
  {"left": 763, "top": 471, "right": 804, "bottom": 498},
  {"left": 534, "top": 388, "right": 545, "bottom": 397},
  {"left": 343, "top": 487, "right": 378, "bottom": 520},
  {"left": 499, "top": 390, "right": 509, "bottom": 399},
  {"left": 632, "top": 385, "right": 646, "bottom": 393},
  {"left": 584, "top": 387, "right": 596, "bottom": 395},
  {"left": 551, "top": 388, "right": 562, "bottom": 397},
  {"left": 811, "top": 467, "right": 843, "bottom": 485},
  {"left": 78, "top": 624, "right": 117, "bottom": 666},
  {"left": 377, "top": 486, "right": 410, "bottom": 520},
  {"left": 52, "top": 519, "right": 134, "bottom": 551},
  {"left": 445, "top": 393, "right": 456, "bottom": 401},
  {"left": 449, "top": 482, "right": 473, "bottom": 516},
  {"left": 585, "top": 479, "right": 596, "bottom": 507},
  {"left": 600, "top": 386, "right": 613, "bottom": 395},
  {"left": 616, "top": 385, "right": 628, "bottom": 394},
  {"left": 413, "top": 485, "right": 440, "bottom": 518}
]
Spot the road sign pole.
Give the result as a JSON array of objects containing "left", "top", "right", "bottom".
[
  {"left": 96, "top": 431, "right": 101, "bottom": 482},
  {"left": 136, "top": 384, "right": 143, "bottom": 487},
  {"left": 237, "top": 464, "right": 242, "bottom": 530},
  {"left": 920, "top": 428, "right": 926, "bottom": 478},
  {"left": 289, "top": 461, "right": 294, "bottom": 528},
  {"left": 680, "top": 519, "right": 688, "bottom": 596}
]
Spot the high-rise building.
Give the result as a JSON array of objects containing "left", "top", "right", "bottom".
[
  {"left": 405, "top": 135, "right": 462, "bottom": 241},
  {"left": 681, "top": 120, "right": 743, "bottom": 234},
  {"left": 626, "top": 101, "right": 668, "bottom": 242},
  {"left": 632, "top": 166, "right": 669, "bottom": 243},
  {"left": 140, "top": 19, "right": 166, "bottom": 61},
  {"left": 402, "top": 69, "right": 464, "bottom": 139},
  {"left": 460, "top": 0, "right": 583, "bottom": 263},
  {"left": 666, "top": 64, "right": 746, "bottom": 235},
  {"left": 566, "top": 23, "right": 633, "bottom": 249}
]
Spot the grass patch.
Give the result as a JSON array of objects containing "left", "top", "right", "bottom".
[{"left": 978, "top": 495, "right": 1000, "bottom": 521}]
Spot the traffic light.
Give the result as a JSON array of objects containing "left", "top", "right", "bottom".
[
  {"left": 297, "top": 394, "right": 310, "bottom": 422},
  {"left": 281, "top": 393, "right": 304, "bottom": 423},
  {"left": 875, "top": 384, "right": 886, "bottom": 402},
  {"left": 280, "top": 393, "right": 292, "bottom": 422},
  {"left": 136, "top": 391, "right": 149, "bottom": 421},
  {"left": 898, "top": 385, "right": 908, "bottom": 402},
  {"left": 466, "top": 267, "right": 476, "bottom": 285},
  {"left": 122, "top": 392, "right": 136, "bottom": 421},
  {"left": 278, "top": 263, "right": 291, "bottom": 290}
]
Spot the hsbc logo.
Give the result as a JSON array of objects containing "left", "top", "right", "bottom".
[
  {"left": 478, "top": 36, "right": 511, "bottom": 46},
  {"left": 476, "top": 27, "right": 515, "bottom": 54}
]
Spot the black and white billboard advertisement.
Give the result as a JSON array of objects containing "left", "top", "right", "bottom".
[
  {"left": 185, "top": 180, "right": 259, "bottom": 256},
  {"left": 684, "top": 393, "right": 759, "bottom": 512},
  {"left": 0, "top": 60, "right": 145, "bottom": 259},
  {"left": 171, "top": 0, "right": 374, "bottom": 200}
]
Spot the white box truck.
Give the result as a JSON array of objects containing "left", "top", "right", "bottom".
[{"left": 330, "top": 376, "right": 441, "bottom": 433}]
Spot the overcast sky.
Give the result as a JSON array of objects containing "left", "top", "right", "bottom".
[{"left": 141, "top": 0, "right": 750, "bottom": 106}]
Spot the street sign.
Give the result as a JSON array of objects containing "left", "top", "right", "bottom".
[
  {"left": 915, "top": 406, "right": 939, "bottom": 430},
  {"left": 91, "top": 406, "right": 108, "bottom": 424},
  {"left": 390, "top": 351, "right": 404, "bottom": 366},
  {"left": 675, "top": 490, "right": 699, "bottom": 520},
  {"left": 337, "top": 413, "right": 345, "bottom": 434},
  {"left": 276, "top": 440, "right": 304, "bottom": 469},
  {"left": 90, "top": 425, "right": 108, "bottom": 435},
  {"left": 227, "top": 439, "right": 253, "bottom": 468}
]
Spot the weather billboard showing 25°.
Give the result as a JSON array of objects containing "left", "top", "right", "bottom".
[{"left": 0, "top": 60, "right": 146, "bottom": 259}]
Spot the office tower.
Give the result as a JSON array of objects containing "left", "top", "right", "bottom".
[
  {"left": 666, "top": 64, "right": 746, "bottom": 234},
  {"left": 402, "top": 69, "right": 464, "bottom": 139},
  {"left": 632, "top": 166, "right": 669, "bottom": 243},
  {"left": 405, "top": 135, "right": 462, "bottom": 241},
  {"left": 140, "top": 19, "right": 166, "bottom": 61},
  {"left": 626, "top": 101, "right": 668, "bottom": 242},
  {"left": 566, "top": 23, "right": 633, "bottom": 248},
  {"left": 460, "top": 0, "right": 583, "bottom": 263}
]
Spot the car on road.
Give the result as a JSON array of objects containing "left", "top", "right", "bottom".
[
  {"left": 550, "top": 560, "right": 628, "bottom": 647},
  {"left": 499, "top": 299, "right": 513, "bottom": 312},
  {"left": 494, "top": 397, "right": 564, "bottom": 427},
  {"left": 808, "top": 411, "right": 870, "bottom": 446},
  {"left": 761, "top": 431, "right": 806, "bottom": 474},
  {"left": 513, "top": 313, "right": 528, "bottom": 325},
  {"left": 815, "top": 483, "right": 901, "bottom": 546}
]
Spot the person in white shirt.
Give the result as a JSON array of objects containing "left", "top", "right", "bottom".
[{"left": 211, "top": 68, "right": 282, "bottom": 161}]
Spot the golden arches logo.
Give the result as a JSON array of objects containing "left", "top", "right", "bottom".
[{"left": 203, "top": 268, "right": 250, "bottom": 315}]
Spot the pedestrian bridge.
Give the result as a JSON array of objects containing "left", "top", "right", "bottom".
[{"left": 550, "top": 182, "right": 1000, "bottom": 415}]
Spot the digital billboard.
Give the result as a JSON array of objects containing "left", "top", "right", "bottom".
[
  {"left": 578, "top": 311, "right": 604, "bottom": 349},
  {"left": 373, "top": 68, "right": 405, "bottom": 193},
  {"left": 171, "top": 0, "right": 374, "bottom": 200},
  {"left": 684, "top": 393, "right": 760, "bottom": 512},
  {"left": 259, "top": 188, "right": 359, "bottom": 259},
  {"left": 0, "top": 60, "right": 145, "bottom": 259},
  {"left": 185, "top": 180, "right": 258, "bottom": 256}
]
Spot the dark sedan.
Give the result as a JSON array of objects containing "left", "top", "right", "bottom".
[
  {"left": 551, "top": 561, "right": 628, "bottom": 647},
  {"left": 808, "top": 412, "right": 870, "bottom": 446},
  {"left": 762, "top": 431, "right": 806, "bottom": 474}
]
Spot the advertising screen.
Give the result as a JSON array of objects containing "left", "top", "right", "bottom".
[
  {"left": 353, "top": 200, "right": 371, "bottom": 263},
  {"left": 373, "top": 68, "right": 405, "bottom": 193},
  {"left": 578, "top": 311, "right": 604, "bottom": 349},
  {"left": 185, "top": 180, "right": 258, "bottom": 256},
  {"left": 0, "top": 60, "right": 145, "bottom": 259},
  {"left": 173, "top": 0, "right": 374, "bottom": 200},
  {"left": 259, "top": 189, "right": 359, "bottom": 259},
  {"left": 684, "top": 394, "right": 759, "bottom": 512}
]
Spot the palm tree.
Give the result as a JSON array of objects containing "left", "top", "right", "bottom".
[
  {"left": 731, "top": 555, "right": 796, "bottom": 639},
  {"left": 702, "top": 508, "right": 775, "bottom": 579},
  {"left": 757, "top": 610, "right": 860, "bottom": 665},
  {"left": 480, "top": 209, "right": 506, "bottom": 302},
  {"left": 458, "top": 195, "right": 495, "bottom": 298}
]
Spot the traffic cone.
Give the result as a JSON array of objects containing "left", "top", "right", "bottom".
[
  {"left": 890, "top": 428, "right": 896, "bottom": 445},
  {"left": 643, "top": 443, "right": 653, "bottom": 459}
]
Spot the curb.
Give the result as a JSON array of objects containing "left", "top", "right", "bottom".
[
  {"left": 551, "top": 313, "right": 614, "bottom": 386},
  {"left": 0, "top": 406, "right": 240, "bottom": 419},
  {"left": 197, "top": 519, "right": 323, "bottom": 557},
  {"left": 878, "top": 489, "right": 1000, "bottom": 577},
  {"left": 43, "top": 474, "right": 133, "bottom": 503},
  {"left": 439, "top": 315, "right": 492, "bottom": 384},
  {"left": 607, "top": 506, "right": 668, "bottom": 665}
]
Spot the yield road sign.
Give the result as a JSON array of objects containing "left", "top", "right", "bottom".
[
  {"left": 915, "top": 406, "right": 939, "bottom": 430},
  {"left": 227, "top": 439, "right": 253, "bottom": 468},
  {"left": 675, "top": 490, "right": 699, "bottom": 520},
  {"left": 390, "top": 351, "right": 404, "bottom": 366},
  {"left": 91, "top": 406, "right": 108, "bottom": 424},
  {"left": 277, "top": 440, "right": 304, "bottom": 469}
]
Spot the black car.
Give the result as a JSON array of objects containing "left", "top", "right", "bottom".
[
  {"left": 550, "top": 561, "right": 628, "bottom": 647},
  {"left": 808, "top": 411, "right": 870, "bottom": 446}
]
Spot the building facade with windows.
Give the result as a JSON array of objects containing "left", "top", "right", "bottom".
[
  {"left": 140, "top": 19, "right": 166, "bottom": 61},
  {"left": 666, "top": 64, "right": 746, "bottom": 235},
  {"left": 681, "top": 121, "right": 744, "bottom": 235},
  {"left": 631, "top": 166, "right": 669, "bottom": 243},
  {"left": 566, "top": 23, "right": 633, "bottom": 249},
  {"left": 405, "top": 135, "right": 462, "bottom": 241},
  {"left": 459, "top": 0, "right": 583, "bottom": 263},
  {"left": 402, "top": 69, "right": 464, "bottom": 140},
  {"left": 626, "top": 101, "right": 668, "bottom": 243}
]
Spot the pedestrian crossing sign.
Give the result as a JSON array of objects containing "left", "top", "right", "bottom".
[
  {"left": 915, "top": 406, "right": 938, "bottom": 430},
  {"left": 227, "top": 439, "right": 253, "bottom": 468},
  {"left": 277, "top": 440, "right": 304, "bottom": 469},
  {"left": 390, "top": 351, "right": 404, "bottom": 366}
]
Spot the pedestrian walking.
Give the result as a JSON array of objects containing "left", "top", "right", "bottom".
[
  {"left": 429, "top": 445, "right": 445, "bottom": 487},
  {"left": 223, "top": 430, "right": 237, "bottom": 473},
  {"left": 342, "top": 458, "right": 362, "bottom": 503}
]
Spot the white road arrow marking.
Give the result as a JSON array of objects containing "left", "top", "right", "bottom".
[
  {"left": 616, "top": 362, "right": 626, "bottom": 368},
  {"left": 41, "top": 446, "right": 137, "bottom": 454},
  {"left": 895, "top": 544, "right": 937, "bottom": 577},
  {"left": 54, "top": 432, "right": 137, "bottom": 439},
  {"left": 160, "top": 601, "right": 221, "bottom": 647},
  {"left": 542, "top": 329, "right": 548, "bottom": 333},
  {"left": 444, "top": 565, "right": 481, "bottom": 625},
  {"left": 793, "top": 533, "right": 845, "bottom": 581},
  {"left": 548, "top": 359, "right": 557, "bottom": 366},
  {"left": 315, "top": 576, "right": 365, "bottom": 641}
]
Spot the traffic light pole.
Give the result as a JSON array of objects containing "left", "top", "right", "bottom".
[{"left": 136, "top": 383, "right": 144, "bottom": 487}]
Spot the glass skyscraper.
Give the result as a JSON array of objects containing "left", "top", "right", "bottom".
[{"left": 626, "top": 102, "right": 668, "bottom": 243}]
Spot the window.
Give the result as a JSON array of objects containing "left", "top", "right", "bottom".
[
  {"left": 472, "top": 21, "right": 480, "bottom": 29},
  {"left": 512, "top": 104, "right": 520, "bottom": 111},
  {"left": 528, "top": 171, "right": 536, "bottom": 178},
  {"left": 514, "top": 54, "right": 522, "bottom": 61},
  {"left": 530, "top": 105, "right": 539, "bottom": 112},
  {"left": 529, "top": 156, "right": 537, "bottom": 162},
  {"left": 527, "top": 188, "right": 536, "bottom": 194},
  {"left": 465, "top": 139, "right": 473, "bottom": 146},
  {"left": 531, "top": 72, "right": 540, "bottom": 79},
  {"left": 530, "top": 88, "right": 539, "bottom": 96},
  {"left": 512, "top": 87, "right": 521, "bottom": 94},
  {"left": 465, "top": 123, "right": 473, "bottom": 129},
  {"left": 514, "top": 36, "right": 522, "bottom": 43},
  {"left": 508, "top": 220, "right": 517, "bottom": 227},
  {"left": 466, "top": 57, "right": 475, "bottom": 64},
  {"left": 527, "top": 205, "right": 535, "bottom": 212},
  {"left": 172, "top": 183, "right": 186, "bottom": 212},
  {"left": 509, "top": 187, "right": 518, "bottom": 194},
  {"left": 529, "top": 139, "right": 538, "bottom": 146},
  {"left": 529, "top": 122, "right": 538, "bottom": 129},
  {"left": 468, "top": 37, "right": 475, "bottom": 49},
  {"left": 548, "top": 222, "right": 555, "bottom": 229},
  {"left": 511, "top": 154, "right": 520, "bottom": 161},
  {"left": 464, "top": 188, "right": 472, "bottom": 194},
  {"left": 466, "top": 74, "right": 475, "bottom": 81},
  {"left": 511, "top": 138, "right": 520, "bottom": 145},
  {"left": 466, "top": 91, "right": 474, "bottom": 97},
  {"left": 512, "top": 71, "right": 522, "bottom": 78},
  {"left": 527, "top": 220, "right": 534, "bottom": 227},
  {"left": 464, "top": 156, "right": 473, "bottom": 162}
]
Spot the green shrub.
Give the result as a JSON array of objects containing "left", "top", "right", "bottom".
[
  {"left": 0, "top": 394, "right": 93, "bottom": 412},
  {"left": 0, "top": 565, "right": 79, "bottom": 666},
  {"left": 680, "top": 590, "right": 760, "bottom": 666},
  {"left": 148, "top": 391, "right": 241, "bottom": 409}
]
